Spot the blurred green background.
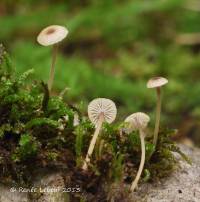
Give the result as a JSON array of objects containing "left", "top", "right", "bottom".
[{"left": 0, "top": 0, "right": 200, "bottom": 145}]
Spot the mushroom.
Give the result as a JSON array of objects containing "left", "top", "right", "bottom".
[
  {"left": 124, "top": 112, "right": 150, "bottom": 192},
  {"left": 147, "top": 77, "right": 168, "bottom": 147},
  {"left": 37, "top": 25, "right": 68, "bottom": 92},
  {"left": 82, "top": 98, "right": 117, "bottom": 170},
  {"left": 73, "top": 113, "right": 80, "bottom": 127}
]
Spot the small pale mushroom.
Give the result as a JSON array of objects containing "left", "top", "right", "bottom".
[
  {"left": 73, "top": 113, "right": 80, "bottom": 127},
  {"left": 124, "top": 112, "right": 150, "bottom": 192},
  {"left": 147, "top": 77, "right": 168, "bottom": 147},
  {"left": 37, "top": 25, "right": 68, "bottom": 92},
  {"left": 82, "top": 98, "right": 117, "bottom": 170}
]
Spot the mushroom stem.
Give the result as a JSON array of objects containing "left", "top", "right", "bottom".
[
  {"left": 48, "top": 43, "right": 58, "bottom": 92},
  {"left": 130, "top": 130, "right": 146, "bottom": 192},
  {"left": 82, "top": 114, "right": 104, "bottom": 170},
  {"left": 153, "top": 87, "right": 161, "bottom": 147}
]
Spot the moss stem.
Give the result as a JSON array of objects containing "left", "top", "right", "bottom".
[
  {"left": 48, "top": 44, "right": 58, "bottom": 93},
  {"left": 82, "top": 114, "right": 104, "bottom": 170},
  {"left": 153, "top": 87, "right": 161, "bottom": 147},
  {"left": 130, "top": 130, "right": 145, "bottom": 192}
]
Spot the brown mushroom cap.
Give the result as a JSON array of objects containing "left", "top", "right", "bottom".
[
  {"left": 147, "top": 77, "right": 168, "bottom": 88},
  {"left": 37, "top": 25, "right": 68, "bottom": 46},
  {"left": 88, "top": 98, "right": 117, "bottom": 126}
]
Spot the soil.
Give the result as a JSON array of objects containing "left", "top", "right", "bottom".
[{"left": 0, "top": 144, "right": 200, "bottom": 202}]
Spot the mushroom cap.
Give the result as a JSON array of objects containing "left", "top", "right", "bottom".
[
  {"left": 88, "top": 98, "right": 117, "bottom": 126},
  {"left": 147, "top": 77, "right": 168, "bottom": 88},
  {"left": 124, "top": 112, "right": 150, "bottom": 133},
  {"left": 37, "top": 25, "right": 68, "bottom": 46}
]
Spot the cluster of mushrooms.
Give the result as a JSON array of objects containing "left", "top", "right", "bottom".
[{"left": 37, "top": 25, "right": 168, "bottom": 192}]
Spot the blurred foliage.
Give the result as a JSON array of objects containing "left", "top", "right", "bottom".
[{"left": 0, "top": 0, "right": 200, "bottom": 143}]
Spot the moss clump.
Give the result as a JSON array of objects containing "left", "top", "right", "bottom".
[{"left": 0, "top": 46, "right": 190, "bottom": 201}]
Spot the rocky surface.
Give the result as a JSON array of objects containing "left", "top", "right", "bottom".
[
  {"left": 0, "top": 144, "right": 200, "bottom": 202},
  {"left": 132, "top": 145, "right": 200, "bottom": 202},
  {"left": 0, "top": 172, "right": 69, "bottom": 202}
]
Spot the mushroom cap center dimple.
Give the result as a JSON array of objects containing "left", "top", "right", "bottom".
[
  {"left": 46, "top": 28, "right": 56, "bottom": 35},
  {"left": 37, "top": 25, "right": 68, "bottom": 46},
  {"left": 152, "top": 77, "right": 160, "bottom": 81}
]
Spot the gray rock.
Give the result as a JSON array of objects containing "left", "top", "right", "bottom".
[
  {"left": 132, "top": 145, "right": 200, "bottom": 202},
  {"left": 32, "top": 172, "right": 69, "bottom": 202},
  {"left": 0, "top": 186, "right": 28, "bottom": 202},
  {"left": 0, "top": 145, "right": 199, "bottom": 202},
  {"left": 0, "top": 173, "right": 69, "bottom": 202}
]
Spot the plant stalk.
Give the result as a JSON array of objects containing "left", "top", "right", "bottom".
[
  {"left": 130, "top": 130, "right": 145, "bottom": 192},
  {"left": 82, "top": 114, "right": 104, "bottom": 170},
  {"left": 48, "top": 44, "right": 58, "bottom": 93},
  {"left": 153, "top": 87, "right": 161, "bottom": 147}
]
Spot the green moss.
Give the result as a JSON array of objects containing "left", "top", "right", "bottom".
[
  {"left": 146, "top": 129, "right": 191, "bottom": 180},
  {"left": 74, "top": 119, "right": 93, "bottom": 166},
  {"left": 0, "top": 48, "right": 191, "bottom": 200},
  {"left": 12, "top": 133, "right": 40, "bottom": 162},
  {"left": 46, "top": 151, "right": 59, "bottom": 161}
]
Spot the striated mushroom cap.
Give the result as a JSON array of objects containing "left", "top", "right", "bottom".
[
  {"left": 88, "top": 98, "right": 117, "bottom": 126},
  {"left": 147, "top": 77, "right": 168, "bottom": 88},
  {"left": 124, "top": 112, "right": 150, "bottom": 133},
  {"left": 37, "top": 25, "right": 68, "bottom": 46}
]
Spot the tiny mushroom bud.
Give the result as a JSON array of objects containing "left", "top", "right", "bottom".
[
  {"left": 73, "top": 113, "right": 80, "bottom": 127},
  {"left": 124, "top": 112, "right": 150, "bottom": 192},
  {"left": 82, "top": 98, "right": 117, "bottom": 170},
  {"left": 37, "top": 25, "right": 68, "bottom": 93},
  {"left": 147, "top": 77, "right": 168, "bottom": 147}
]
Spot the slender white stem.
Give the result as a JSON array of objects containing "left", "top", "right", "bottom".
[
  {"left": 48, "top": 44, "right": 58, "bottom": 93},
  {"left": 153, "top": 87, "right": 161, "bottom": 147},
  {"left": 130, "top": 130, "right": 146, "bottom": 192},
  {"left": 82, "top": 114, "right": 104, "bottom": 170}
]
